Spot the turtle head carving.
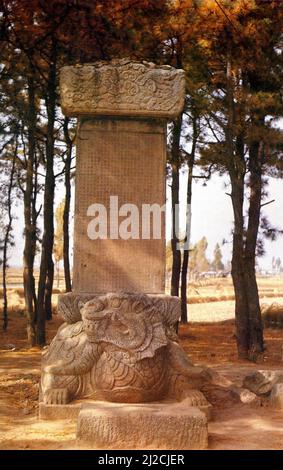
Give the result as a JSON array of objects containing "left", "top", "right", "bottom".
[{"left": 81, "top": 292, "right": 168, "bottom": 361}]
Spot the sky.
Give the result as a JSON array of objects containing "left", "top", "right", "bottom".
[
  {"left": 8, "top": 166, "right": 283, "bottom": 271},
  {"left": 166, "top": 171, "right": 283, "bottom": 270}
]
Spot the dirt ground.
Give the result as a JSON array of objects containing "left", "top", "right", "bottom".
[{"left": 1, "top": 307, "right": 283, "bottom": 450}]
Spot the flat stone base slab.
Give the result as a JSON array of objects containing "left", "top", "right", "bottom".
[
  {"left": 76, "top": 401, "right": 208, "bottom": 450},
  {"left": 39, "top": 402, "right": 83, "bottom": 420},
  {"left": 39, "top": 399, "right": 100, "bottom": 420},
  {"left": 39, "top": 399, "right": 212, "bottom": 422}
]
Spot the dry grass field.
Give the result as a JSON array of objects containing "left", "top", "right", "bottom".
[{"left": 1, "top": 268, "right": 283, "bottom": 321}]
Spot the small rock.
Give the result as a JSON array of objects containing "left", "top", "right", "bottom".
[
  {"left": 243, "top": 370, "right": 283, "bottom": 396},
  {"left": 3, "top": 343, "right": 16, "bottom": 351},
  {"left": 230, "top": 387, "right": 261, "bottom": 406},
  {"left": 161, "top": 65, "right": 172, "bottom": 70},
  {"left": 205, "top": 369, "right": 233, "bottom": 387}
]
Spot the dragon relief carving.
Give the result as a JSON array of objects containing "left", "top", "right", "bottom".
[
  {"left": 60, "top": 59, "right": 185, "bottom": 118},
  {"left": 41, "top": 292, "right": 210, "bottom": 410}
]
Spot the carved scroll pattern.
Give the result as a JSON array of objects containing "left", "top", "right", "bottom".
[{"left": 60, "top": 60, "right": 185, "bottom": 117}]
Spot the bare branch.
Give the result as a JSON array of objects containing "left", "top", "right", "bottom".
[{"left": 260, "top": 199, "right": 275, "bottom": 208}]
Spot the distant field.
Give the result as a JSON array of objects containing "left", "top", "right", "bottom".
[
  {"left": 1, "top": 268, "right": 283, "bottom": 323},
  {"left": 0, "top": 267, "right": 66, "bottom": 290},
  {"left": 1, "top": 267, "right": 283, "bottom": 298},
  {"left": 186, "top": 275, "right": 283, "bottom": 303}
]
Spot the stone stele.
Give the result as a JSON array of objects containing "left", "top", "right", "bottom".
[
  {"left": 61, "top": 59, "right": 185, "bottom": 294},
  {"left": 40, "top": 60, "right": 210, "bottom": 449}
]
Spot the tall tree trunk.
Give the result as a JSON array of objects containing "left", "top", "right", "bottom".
[
  {"left": 226, "top": 45, "right": 251, "bottom": 359},
  {"left": 37, "top": 48, "right": 57, "bottom": 345},
  {"left": 170, "top": 114, "right": 182, "bottom": 297},
  {"left": 44, "top": 261, "right": 54, "bottom": 320},
  {"left": 2, "top": 138, "right": 17, "bottom": 330},
  {"left": 180, "top": 114, "right": 198, "bottom": 323},
  {"left": 244, "top": 136, "right": 264, "bottom": 359},
  {"left": 56, "top": 261, "right": 60, "bottom": 288},
  {"left": 63, "top": 117, "right": 72, "bottom": 292},
  {"left": 23, "top": 73, "right": 37, "bottom": 347},
  {"left": 31, "top": 152, "right": 39, "bottom": 319},
  {"left": 230, "top": 175, "right": 250, "bottom": 359}
]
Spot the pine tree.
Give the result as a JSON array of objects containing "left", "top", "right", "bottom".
[{"left": 212, "top": 243, "right": 224, "bottom": 272}]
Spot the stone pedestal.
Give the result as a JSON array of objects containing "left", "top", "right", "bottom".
[{"left": 77, "top": 402, "right": 208, "bottom": 450}]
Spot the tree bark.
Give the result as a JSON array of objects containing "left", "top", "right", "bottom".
[
  {"left": 180, "top": 232, "right": 189, "bottom": 322},
  {"left": 56, "top": 261, "right": 60, "bottom": 288},
  {"left": 44, "top": 261, "right": 54, "bottom": 320},
  {"left": 244, "top": 136, "right": 264, "bottom": 358},
  {"left": 227, "top": 62, "right": 264, "bottom": 359},
  {"left": 23, "top": 73, "right": 37, "bottom": 347},
  {"left": 62, "top": 117, "right": 72, "bottom": 292},
  {"left": 230, "top": 175, "right": 250, "bottom": 358},
  {"left": 31, "top": 148, "right": 39, "bottom": 319},
  {"left": 2, "top": 138, "right": 17, "bottom": 330},
  {"left": 37, "top": 46, "right": 57, "bottom": 345},
  {"left": 170, "top": 114, "right": 182, "bottom": 297},
  {"left": 180, "top": 113, "right": 198, "bottom": 323},
  {"left": 226, "top": 46, "right": 250, "bottom": 358}
]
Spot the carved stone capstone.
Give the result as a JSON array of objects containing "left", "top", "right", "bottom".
[
  {"left": 57, "top": 291, "right": 181, "bottom": 327},
  {"left": 41, "top": 292, "right": 210, "bottom": 408},
  {"left": 60, "top": 59, "right": 185, "bottom": 118}
]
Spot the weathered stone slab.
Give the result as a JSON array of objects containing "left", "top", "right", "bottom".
[
  {"left": 60, "top": 59, "right": 185, "bottom": 119},
  {"left": 72, "top": 118, "right": 166, "bottom": 294},
  {"left": 39, "top": 398, "right": 212, "bottom": 422},
  {"left": 76, "top": 402, "right": 208, "bottom": 450},
  {"left": 39, "top": 402, "right": 83, "bottom": 420}
]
